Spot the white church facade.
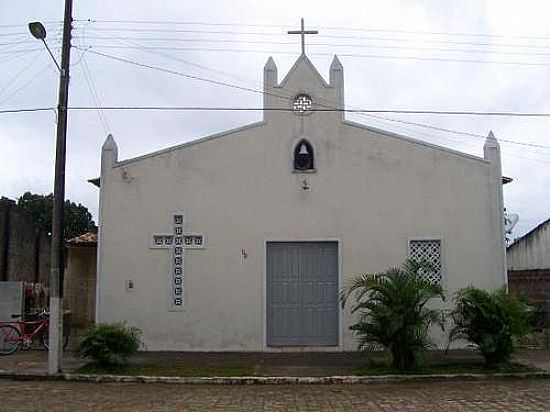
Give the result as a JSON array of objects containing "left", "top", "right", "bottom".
[{"left": 93, "top": 47, "right": 507, "bottom": 351}]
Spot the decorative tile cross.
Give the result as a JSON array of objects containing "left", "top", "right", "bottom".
[{"left": 150, "top": 212, "right": 205, "bottom": 311}]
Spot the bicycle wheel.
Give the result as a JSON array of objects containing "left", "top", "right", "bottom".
[
  {"left": 0, "top": 325, "right": 21, "bottom": 355},
  {"left": 41, "top": 330, "right": 69, "bottom": 351}
]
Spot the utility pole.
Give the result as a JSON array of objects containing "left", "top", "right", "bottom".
[{"left": 48, "top": 0, "right": 73, "bottom": 375}]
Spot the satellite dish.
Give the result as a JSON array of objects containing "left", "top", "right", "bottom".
[{"left": 505, "top": 213, "right": 519, "bottom": 234}]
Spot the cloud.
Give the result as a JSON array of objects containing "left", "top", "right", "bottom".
[{"left": 1, "top": 0, "right": 549, "bottom": 239}]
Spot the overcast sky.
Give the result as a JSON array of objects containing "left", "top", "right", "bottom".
[{"left": 1, "top": 0, "right": 549, "bottom": 239}]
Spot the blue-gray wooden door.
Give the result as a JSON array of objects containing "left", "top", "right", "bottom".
[{"left": 267, "top": 242, "right": 339, "bottom": 346}]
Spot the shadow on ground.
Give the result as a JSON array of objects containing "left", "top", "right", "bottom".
[{"left": 1, "top": 349, "right": 548, "bottom": 377}]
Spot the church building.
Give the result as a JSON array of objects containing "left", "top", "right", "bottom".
[{"left": 93, "top": 27, "right": 507, "bottom": 351}]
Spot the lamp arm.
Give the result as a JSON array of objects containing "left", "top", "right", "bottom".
[{"left": 42, "top": 39, "right": 62, "bottom": 73}]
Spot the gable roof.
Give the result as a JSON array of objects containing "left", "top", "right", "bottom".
[
  {"left": 508, "top": 217, "right": 550, "bottom": 251},
  {"left": 88, "top": 55, "right": 501, "bottom": 181},
  {"left": 116, "top": 121, "right": 266, "bottom": 168},
  {"left": 67, "top": 231, "right": 98, "bottom": 247},
  {"left": 342, "top": 119, "right": 488, "bottom": 164},
  {"left": 277, "top": 54, "right": 330, "bottom": 89}
]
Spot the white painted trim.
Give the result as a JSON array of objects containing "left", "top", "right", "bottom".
[
  {"left": 262, "top": 238, "right": 344, "bottom": 352},
  {"left": 114, "top": 121, "right": 266, "bottom": 168},
  {"left": 342, "top": 119, "right": 489, "bottom": 165}
]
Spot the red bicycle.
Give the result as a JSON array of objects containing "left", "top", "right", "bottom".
[{"left": 0, "top": 309, "right": 69, "bottom": 355}]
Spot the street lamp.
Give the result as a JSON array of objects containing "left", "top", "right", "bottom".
[
  {"left": 28, "top": 21, "right": 61, "bottom": 72},
  {"left": 28, "top": 22, "right": 46, "bottom": 39},
  {"left": 28, "top": 0, "right": 73, "bottom": 376}
]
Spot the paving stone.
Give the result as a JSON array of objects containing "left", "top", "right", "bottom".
[{"left": 1, "top": 379, "right": 550, "bottom": 411}]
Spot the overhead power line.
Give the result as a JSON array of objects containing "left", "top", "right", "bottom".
[
  {"left": 75, "top": 47, "right": 284, "bottom": 96},
  {"left": 3, "top": 45, "right": 550, "bottom": 154},
  {"left": 80, "top": 55, "right": 111, "bottom": 135},
  {"left": 75, "top": 37, "right": 550, "bottom": 57},
  {"left": 74, "top": 48, "right": 550, "bottom": 120},
  {"left": 4, "top": 104, "right": 550, "bottom": 121},
  {"left": 0, "top": 107, "right": 54, "bottom": 114},
  {"left": 82, "top": 45, "right": 550, "bottom": 68},
  {"left": 75, "top": 19, "right": 550, "bottom": 41},
  {"left": 107, "top": 37, "right": 550, "bottom": 154},
  {"left": 75, "top": 27, "right": 550, "bottom": 50},
  {"left": 2, "top": 106, "right": 549, "bottom": 151},
  {"left": 60, "top": 105, "right": 550, "bottom": 119},
  {"left": 359, "top": 114, "right": 550, "bottom": 150}
]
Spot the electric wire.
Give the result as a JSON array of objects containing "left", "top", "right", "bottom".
[
  {"left": 0, "top": 61, "right": 54, "bottom": 106},
  {"left": 61, "top": 104, "right": 550, "bottom": 119},
  {"left": 112, "top": 37, "right": 256, "bottom": 85},
  {"left": 74, "top": 19, "right": 550, "bottom": 41},
  {"left": 0, "top": 107, "right": 54, "bottom": 114},
  {"left": 81, "top": 45, "right": 550, "bottom": 67},
  {"left": 74, "top": 37, "right": 550, "bottom": 57},
  {"left": 2, "top": 41, "right": 549, "bottom": 160},
  {"left": 71, "top": 47, "right": 550, "bottom": 152},
  {"left": 74, "top": 27, "right": 550, "bottom": 50},
  {"left": 80, "top": 55, "right": 111, "bottom": 135},
  {"left": 0, "top": 53, "right": 38, "bottom": 98}
]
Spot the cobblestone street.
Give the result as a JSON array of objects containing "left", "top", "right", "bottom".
[{"left": 1, "top": 378, "right": 549, "bottom": 411}]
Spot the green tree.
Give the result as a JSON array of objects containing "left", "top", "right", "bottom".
[
  {"left": 340, "top": 259, "right": 445, "bottom": 370},
  {"left": 449, "top": 287, "right": 531, "bottom": 366},
  {"left": 16, "top": 192, "right": 96, "bottom": 239}
]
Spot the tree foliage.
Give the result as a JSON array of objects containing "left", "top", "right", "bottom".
[
  {"left": 16, "top": 192, "right": 96, "bottom": 239},
  {"left": 340, "top": 259, "right": 445, "bottom": 370},
  {"left": 79, "top": 323, "right": 142, "bottom": 366},
  {"left": 449, "top": 287, "right": 531, "bottom": 366}
]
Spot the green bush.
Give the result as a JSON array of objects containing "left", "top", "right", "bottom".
[
  {"left": 449, "top": 287, "right": 531, "bottom": 366},
  {"left": 79, "top": 323, "right": 142, "bottom": 366},
  {"left": 340, "top": 259, "right": 445, "bottom": 370}
]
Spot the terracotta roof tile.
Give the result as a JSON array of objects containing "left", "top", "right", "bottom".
[{"left": 66, "top": 232, "right": 97, "bottom": 246}]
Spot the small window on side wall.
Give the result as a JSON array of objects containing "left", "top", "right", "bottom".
[
  {"left": 409, "top": 239, "right": 442, "bottom": 285},
  {"left": 294, "top": 140, "right": 314, "bottom": 171}
]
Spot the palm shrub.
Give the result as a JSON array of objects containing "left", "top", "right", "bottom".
[
  {"left": 340, "top": 259, "right": 445, "bottom": 370},
  {"left": 79, "top": 322, "right": 142, "bottom": 366},
  {"left": 449, "top": 287, "right": 531, "bottom": 366}
]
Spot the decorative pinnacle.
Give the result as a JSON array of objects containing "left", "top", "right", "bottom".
[
  {"left": 102, "top": 133, "right": 117, "bottom": 151},
  {"left": 264, "top": 56, "right": 277, "bottom": 71},
  {"left": 330, "top": 55, "right": 343, "bottom": 70}
]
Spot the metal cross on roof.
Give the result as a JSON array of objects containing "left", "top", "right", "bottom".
[{"left": 287, "top": 18, "right": 318, "bottom": 55}]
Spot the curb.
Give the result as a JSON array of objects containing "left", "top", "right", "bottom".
[{"left": 1, "top": 371, "right": 550, "bottom": 384}]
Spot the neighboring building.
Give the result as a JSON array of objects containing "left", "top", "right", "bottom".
[
  {"left": 508, "top": 218, "right": 550, "bottom": 271},
  {"left": 64, "top": 232, "right": 98, "bottom": 338},
  {"left": 0, "top": 197, "right": 50, "bottom": 284},
  {"left": 92, "top": 49, "right": 508, "bottom": 351},
  {"left": 507, "top": 218, "right": 550, "bottom": 323}
]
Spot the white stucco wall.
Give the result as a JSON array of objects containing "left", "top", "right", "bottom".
[
  {"left": 96, "top": 55, "right": 506, "bottom": 351},
  {"left": 507, "top": 220, "right": 550, "bottom": 270}
]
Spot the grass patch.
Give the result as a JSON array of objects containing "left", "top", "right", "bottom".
[
  {"left": 77, "top": 362, "right": 255, "bottom": 377},
  {"left": 352, "top": 361, "right": 540, "bottom": 376}
]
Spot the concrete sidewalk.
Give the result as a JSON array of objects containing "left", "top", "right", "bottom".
[
  {"left": 0, "top": 351, "right": 85, "bottom": 374},
  {"left": 514, "top": 350, "right": 550, "bottom": 373},
  {"left": 1, "top": 349, "right": 548, "bottom": 377}
]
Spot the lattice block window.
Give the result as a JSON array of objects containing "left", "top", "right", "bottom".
[{"left": 409, "top": 239, "right": 442, "bottom": 284}]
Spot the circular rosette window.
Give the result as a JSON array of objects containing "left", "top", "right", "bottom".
[{"left": 292, "top": 94, "right": 313, "bottom": 114}]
